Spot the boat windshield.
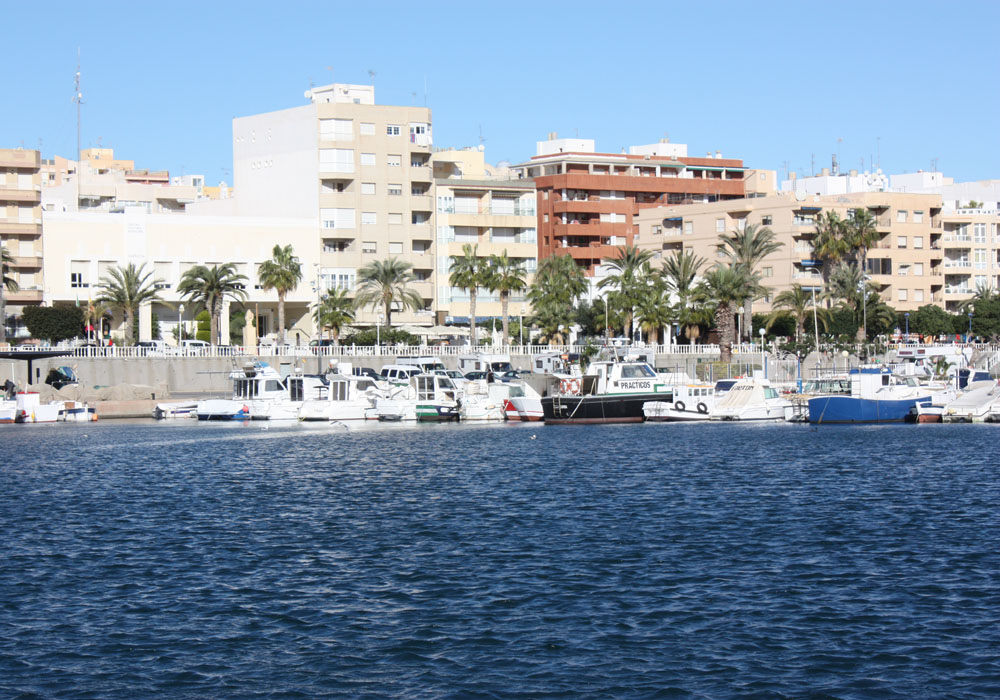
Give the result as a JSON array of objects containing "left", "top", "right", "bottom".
[{"left": 620, "top": 364, "right": 657, "bottom": 379}]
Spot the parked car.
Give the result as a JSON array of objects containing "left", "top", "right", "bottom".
[
  {"left": 434, "top": 369, "right": 468, "bottom": 387},
  {"left": 463, "top": 371, "right": 489, "bottom": 381},
  {"left": 309, "top": 339, "right": 337, "bottom": 348},
  {"left": 496, "top": 370, "right": 525, "bottom": 383}
]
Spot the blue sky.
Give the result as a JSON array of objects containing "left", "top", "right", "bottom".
[{"left": 5, "top": 1, "right": 998, "bottom": 186}]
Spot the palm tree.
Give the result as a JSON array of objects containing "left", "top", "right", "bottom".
[
  {"left": 597, "top": 244, "right": 654, "bottom": 339},
  {"left": 486, "top": 251, "right": 527, "bottom": 346},
  {"left": 844, "top": 207, "right": 880, "bottom": 277},
  {"left": 354, "top": 257, "right": 424, "bottom": 331},
  {"left": 82, "top": 299, "right": 108, "bottom": 344},
  {"left": 959, "top": 282, "right": 997, "bottom": 312},
  {"left": 697, "top": 265, "right": 751, "bottom": 363},
  {"left": 811, "top": 211, "right": 849, "bottom": 303},
  {"left": 766, "top": 284, "right": 831, "bottom": 342},
  {"left": 634, "top": 272, "right": 672, "bottom": 344},
  {"left": 826, "top": 263, "right": 879, "bottom": 341},
  {"left": 0, "top": 245, "right": 19, "bottom": 344},
  {"left": 313, "top": 288, "right": 355, "bottom": 345},
  {"left": 177, "top": 263, "right": 248, "bottom": 345},
  {"left": 449, "top": 243, "right": 491, "bottom": 345},
  {"left": 96, "top": 262, "right": 163, "bottom": 345},
  {"left": 662, "top": 249, "right": 707, "bottom": 346},
  {"left": 527, "top": 254, "right": 587, "bottom": 345},
  {"left": 719, "top": 224, "right": 783, "bottom": 341},
  {"left": 257, "top": 244, "right": 303, "bottom": 345}
]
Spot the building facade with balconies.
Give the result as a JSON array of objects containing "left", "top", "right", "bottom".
[
  {"left": 0, "top": 148, "right": 43, "bottom": 337},
  {"left": 432, "top": 147, "right": 536, "bottom": 326},
  {"left": 512, "top": 136, "right": 747, "bottom": 275},
  {"left": 635, "top": 190, "right": 946, "bottom": 315},
  {"left": 224, "top": 83, "right": 436, "bottom": 327},
  {"left": 939, "top": 209, "right": 1000, "bottom": 311}
]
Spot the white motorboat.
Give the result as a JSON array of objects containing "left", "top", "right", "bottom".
[
  {"left": 14, "top": 392, "right": 61, "bottom": 423},
  {"left": 374, "top": 373, "right": 460, "bottom": 422},
  {"left": 0, "top": 399, "right": 17, "bottom": 423},
  {"left": 459, "top": 380, "right": 510, "bottom": 422},
  {"left": 152, "top": 401, "right": 198, "bottom": 419},
  {"left": 503, "top": 381, "right": 543, "bottom": 422},
  {"left": 196, "top": 362, "right": 287, "bottom": 421},
  {"left": 59, "top": 401, "right": 98, "bottom": 422},
  {"left": 299, "top": 363, "right": 387, "bottom": 422},
  {"left": 943, "top": 380, "right": 1000, "bottom": 423},
  {"left": 249, "top": 371, "right": 327, "bottom": 421},
  {"left": 644, "top": 380, "right": 729, "bottom": 422},
  {"left": 709, "top": 376, "right": 792, "bottom": 422}
]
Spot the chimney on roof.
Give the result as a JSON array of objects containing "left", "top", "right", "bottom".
[
  {"left": 715, "top": 151, "right": 721, "bottom": 159},
  {"left": 548, "top": 132, "right": 558, "bottom": 140}
]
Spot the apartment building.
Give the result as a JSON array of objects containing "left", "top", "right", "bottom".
[
  {"left": 635, "top": 190, "right": 946, "bottom": 314},
  {"left": 939, "top": 208, "right": 1000, "bottom": 310},
  {"left": 433, "top": 147, "right": 536, "bottom": 325},
  {"left": 0, "top": 148, "right": 43, "bottom": 337},
  {"left": 225, "top": 83, "right": 435, "bottom": 326},
  {"left": 512, "top": 136, "right": 747, "bottom": 275}
]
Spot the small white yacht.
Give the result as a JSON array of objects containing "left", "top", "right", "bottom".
[
  {"left": 459, "top": 380, "right": 510, "bottom": 422},
  {"left": 504, "top": 381, "right": 544, "bottom": 422},
  {"left": 709, "top": 376, "right": 792, "bottom": 422},
  {"left": 298, "top": 362, "right": 387, "bottom": 422},
  {"left": 942, "top": 380, "right": 1000, "bottom": 423},
  {"left": 644, "top": 379, "right": 729, "bottom": 422},
  {"left": 374, "top": 373, "right": 461, "bottom": 422},
  {"left": 196, "top": 362, "right": 288, "bottom": 421}
]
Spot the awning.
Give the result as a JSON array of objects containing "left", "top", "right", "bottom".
[{"left": 664, "top": 216, "right": 683, "bottom": 222}]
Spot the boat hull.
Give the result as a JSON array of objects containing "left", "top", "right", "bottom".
[
  {"left": 416, "top": 403, "right": 460, "bottom": 422},
  {"left": 808, "top": 395, "right": 930, "bottom": 424},
  {"left": 542, "top": 393, "right": 665, "bottom": 424}
]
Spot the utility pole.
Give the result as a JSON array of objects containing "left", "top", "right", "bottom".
[{"left": 73, "top": 48, "right": 83, "bottom": 207}]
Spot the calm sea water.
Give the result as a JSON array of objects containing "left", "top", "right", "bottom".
[{"left": 1, "top": 420, "right": 998, "bottom": 699}]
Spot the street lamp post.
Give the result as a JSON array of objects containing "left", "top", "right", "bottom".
[
  {"left": 968, "top": 305, "right": 974, "bottom": 341},
  {"left": 904, "top": 312, "right": 910, "bottom": 343},
  {"left": 810, "top": 286, "right": 820, "bottom": 356},
  {"left": 377, "top": 313, "right": 384, "bottom": 354},
  {"left": 519, "top": 304, "right": 525, "bottom": 348},
  {"left": 178, "top": 303, "right": 185, "bottom": 347},
  {"left": 759, "top": 327, "right": 767, "bottom": 379}
]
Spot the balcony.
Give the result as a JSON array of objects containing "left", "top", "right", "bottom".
[
  {"left": 0, "top": 187, "right": 41, "bottom": 204},
  {"left": 10, "top": 256, "right": 42, "bottom": 269},
  {"left": 944, "top": 287, "right": 971, "bottom": 296},
  {"left": 0, "top": 151, "right": 40, "bottom": 169},
  {"left": 943, "top": 260, "right": 972, "bottom": 269},
  {"left": 6, "top": 288, "right": 42, "bottom": 303},
  {"left": 409, "top": 166, "right": 432, "bottom": 181},
  {"left": 0, "top": 221, "right": 41, "bottom": 236},
  {"left": 410, "top": 194, "right": 433, "bottom": 211},
  {"left": 319, "top": 163, "right": 355, "bottom": 175}
]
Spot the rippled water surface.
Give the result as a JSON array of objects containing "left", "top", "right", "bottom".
[{"left": 2, "top": 420, "right": 999, "bottom": 698}]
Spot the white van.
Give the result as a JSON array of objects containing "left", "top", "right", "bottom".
[
  {"left": 457, "top": 353, "right": 513, "bottom": 375},
  {"left": 180, "top": 339, "right": 211, "bottom": 353},
  {"left": 137, "top": 340, "right": 170, "bottom": 356},
  {"left": 379, "top": 364, "right": 422, "bottom": 385},
  {"left": 396, "top": 356, "right": 446, "bottom": 373}
]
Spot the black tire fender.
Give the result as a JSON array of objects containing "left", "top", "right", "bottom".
[
  {"left": 674, "top": 401, "right": 685, "bottom": 412},
  {"left": 697, "top": 402, "right": 708, "bottom": 414}
]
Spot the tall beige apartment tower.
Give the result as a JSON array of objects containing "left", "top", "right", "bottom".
[
  {"left": 0, "top": 148, "right": 43, "bottom": 339},
  {"left": 231, "top": 84, "right": 435, "bottom": 326}
]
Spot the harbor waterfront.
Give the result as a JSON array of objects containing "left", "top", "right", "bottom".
[{"left": 2, "top": 421, "right": 998, "bottom": 698}]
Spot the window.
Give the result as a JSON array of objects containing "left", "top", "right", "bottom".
[
  {"left": 913, "top": 263, "right": 924, "bottom": 276},
  {"left": 388, "top": 213, "right": 403, "bottom": 225},
  {"left": 898, "top": 289, "right": 907, "bottom": 301},
  {"left": 684, "top": 221, "right": 693, "bottom": 235},
  {"left": 914, "top": 289, "right": 924, "bottom": 302},
  {"left": 387, "top": 183, "right": 402, "bottom": 196},
  {"left": 974, "top": 223, "right": 986, "bottom": 243},
  {"left": 898, "top": 265, "right": 908, "bottom": 276},
  {"left": 319, "top": 118, "right": 352, "bottom": 141},
  {"left": 361, "top": 153, "right": 376, "bottom": 166},
  {"left": 867, "top": 258, "right": 892, "bottom": 275},
  {"left": 975, "top": 249, "right": 988, "bottom": 269},
  {"left": 361, "top": 182, "right": 376, "bottom": 195},
  {"left": 362, "top": 241, "right": 376, "bottom": 254},
  {"left": 897, "top": 236, "right": 907, "bottom": 248},
  {"left": 320, "top": 208, "right": 355, "bottom": 229},
  {"left": 321, "top": 267, "right": 356, "bottom": 292},
  {"left": 360, "top": 122, "right": 375, "bottom": 136},
  {"left": 897, "top": 210, "right": 908, "bottom": 223},
  {"left": 914, "top": 236, "right": 923, "bottom": 249},
  {"left": 716, "top": 218, "right": 725, "bottom": 232},
  {"left": 762, "top": 266, "right": 773, "bottom": 278},
  {"left": 361, "top": 212, "right": 376, "bottom": 225},
  {"left": 652, "top": 225, "right": 662, "bottom": 235},
  {"left": 319, "top": 148, "right": 354, "bottom": 173},
  {"left": 387, "top": 154, "right": 401, "bottom": 167},
  {"left": 389, "top": 242, "right": 403, "bottom": 255},
  {"left": 323, "top": 239, "right": 349, "bottom": 253},
  {"left": 761, "top": 215, "right": 773, "bottom": 225},
  {"left": 913, "top": 210, "right": 924, "bottom": 223},
  {"left": 386, "top": 125, "right": 400, "bottom": 136}
]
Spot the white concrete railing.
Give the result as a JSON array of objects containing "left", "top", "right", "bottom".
[{"left": 12, "top": 342, "right": 726, "bottom": 360}]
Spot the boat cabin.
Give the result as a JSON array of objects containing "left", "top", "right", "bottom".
[
  {"left": 579, "top": 361, "right": 668, "bottom": 396},
  {"left": 396, "top": 356, "right": 447, "bottom": 373},
  {"left": 457, "top": 353, "right": 513, "bottom": 374}
]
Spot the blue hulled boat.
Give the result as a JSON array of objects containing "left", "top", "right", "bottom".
[{"left": 808, "top": 367, "right": 935, "bottom": 424}]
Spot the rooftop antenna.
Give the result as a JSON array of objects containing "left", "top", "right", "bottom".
[
  {"left": 478, "top": 124, "right": 486, "bottom": 147},
  {"left": 73, "top": 47, "right": 83, "bottom": 203},
  {"left": 876, "top": 136, "right": 881, "bottom": 170},
  {"left": 367, "top": 69, "right": 376, "bottom": 86},
  {"left": 782, "top": 160, "right": 790, "bottom": 181},
  {"left": 810, "top": 153, "right": 815, "bottom": 176},
  {"left": 423, "top": 75, "right": 427, "bottom": 107},
  {"left": 931, "top": 157, "right": 939, "bottom": 172},
  {"left": 325, "top": 65, "right": 334, "bottom": 85}
]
